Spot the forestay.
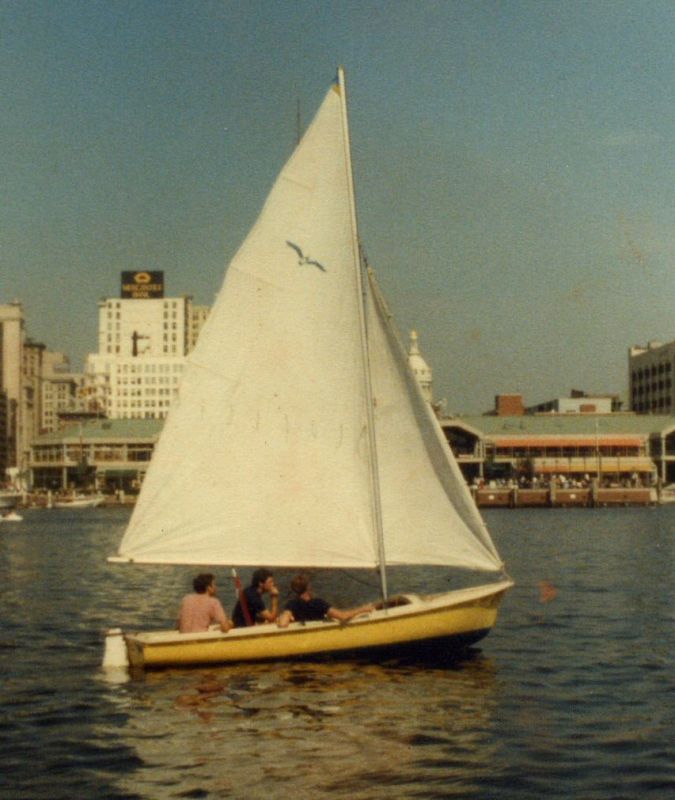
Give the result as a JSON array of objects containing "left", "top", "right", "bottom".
[{"left": 112, "top": 74, "right": 502, "bottom": 574}]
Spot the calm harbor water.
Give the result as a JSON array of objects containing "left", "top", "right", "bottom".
[{"left": 1, "top": 506, "right": 673, "bottom": 799}]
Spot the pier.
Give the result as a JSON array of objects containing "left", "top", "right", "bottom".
[{"left": 473, "top": 485, "right": 656, "bottom": 508}]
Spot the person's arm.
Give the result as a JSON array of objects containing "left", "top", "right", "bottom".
[
  {"left": 212, "top": 599, "right": 233, "bottom": 633},
  {"left": 277, "top": 609, "right": 294, "bottom": 628},
  {"left": 326, "top": 603, "right": 375, "bottom": 623},
  {"left": 219, "top": 618, "right": 233, "bottom": 633},
  {"left": 258, "top": 583, "right": 279, "bottom": 622}
]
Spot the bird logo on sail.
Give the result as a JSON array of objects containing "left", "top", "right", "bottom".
[{"left": 286, "top": 241, "right": 326, "bottom": 272}]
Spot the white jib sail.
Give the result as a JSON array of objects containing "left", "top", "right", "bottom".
[
  {"left": 114, "top": 73, "right": 503, "bottom": 574},
  {"left": 367, "top": 272, "right": 501, "bottom": 572}
]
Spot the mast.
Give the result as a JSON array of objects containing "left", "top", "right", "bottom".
[{"left": 336, "top": 67, "right": 389, "bottom": 602}]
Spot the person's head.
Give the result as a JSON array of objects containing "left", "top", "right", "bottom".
[
  {"left": 193, "top": 573, "right": 215, "bottom": 594},
  {"left": 290, "top": 573, "right": 311, "bottom": 596},
  {"left": 251, "top": 568, "right": 274, "bottom": 591}
]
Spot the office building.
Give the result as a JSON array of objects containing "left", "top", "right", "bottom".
[
  {"left": 0, "top": 302, "right": 24, "bottom": 471},
  {"left": 629, "top": 339, "right": 675, "bottom": 414},
  {"left": 41, "top": 352, "right": 85, "bottom": 433},
  {"left": 84, "top": 272, "right": 209, "bottom": 419}
]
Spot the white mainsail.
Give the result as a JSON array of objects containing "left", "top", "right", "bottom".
[{"left": 113, "top": 71, "right": 502, "bottom": 575}]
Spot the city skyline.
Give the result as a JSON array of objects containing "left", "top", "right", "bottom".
[{"left": 2, "top": 1, "right": 674, "bottom": 413}]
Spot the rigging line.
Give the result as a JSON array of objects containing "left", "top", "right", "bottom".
[{"left": 334, "top": 568, "right": 382, "bottom": 591}]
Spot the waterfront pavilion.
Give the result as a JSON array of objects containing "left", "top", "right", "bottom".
[
  {"left": 442, "top": 414, "right": 675, "bottom": 487},
  {"left": 30, "top": 418, "right": 162, "bottom": 493}
]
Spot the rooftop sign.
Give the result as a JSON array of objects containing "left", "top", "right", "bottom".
[{"left": 121, "top": 271, "right": 164, "bottom": 299}]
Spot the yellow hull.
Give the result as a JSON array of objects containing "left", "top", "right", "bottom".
[{"left": 122, "top": 580, "right": 512, "bottom": 669}]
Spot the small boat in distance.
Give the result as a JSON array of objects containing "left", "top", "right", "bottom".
[
  {"left": 0, "top": 489, "right": 21, "bottom": 510},
  {"left": 53, "top": 493, "right": 104, "bottom": 509},
  {"left": 659, "top": 484, "right": 675, "bottom": 504},
  {"left": 105, "top": 68, "right": 513, "bottom": 670},
  {"left": 0, "top": 510, "right": 23, "bottom": 522}
]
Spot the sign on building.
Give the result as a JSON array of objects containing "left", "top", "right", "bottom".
[{"left": 121, "top": 272, "right": 165, "bottom": 299}]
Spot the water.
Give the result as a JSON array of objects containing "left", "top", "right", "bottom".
[{"left": 1, "top": 506, "right": 673, "bottom": 799}]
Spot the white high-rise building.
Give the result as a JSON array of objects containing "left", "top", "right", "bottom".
[
  {"left": 0, "top": 302, "right": 54, "bottom": 477},
  {"left": 84, "top": 273, "right": 209, "bottom": 420},
  {"left": 0, "top": 302, "right": 24, "bottom": 470}
]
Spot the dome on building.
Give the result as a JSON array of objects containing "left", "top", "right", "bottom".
[{"left": 407, "top": 330, "right": 433, "bottom": 403}]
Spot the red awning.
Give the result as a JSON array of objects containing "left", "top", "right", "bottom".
[
  {"left": 491, "top": 436, "right": 644, "bottom": 448},
  {"left": 535, "top": 459, "right": 652, "bottom": 473}
]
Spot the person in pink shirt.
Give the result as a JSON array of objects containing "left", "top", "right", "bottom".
[{"left": 178, "top": 573, "right": 233, "bottom": 633}]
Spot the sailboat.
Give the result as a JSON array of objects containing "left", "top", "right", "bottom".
[
  {"left": 0, "top": 489, "right": 21, "bottom": 510},
  {"left": 53, "top": 493, "right": 105, "bottom": 509},
  {"left": 104, "top": 69, "right": 512, "bottom": 670}
]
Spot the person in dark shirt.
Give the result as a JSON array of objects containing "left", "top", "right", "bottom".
[
  {"left": 277, "top": 573, "right": 375, "bottom": 628},
  {"left": 231, "top": 568, "right": 279, "bottom": 627}
]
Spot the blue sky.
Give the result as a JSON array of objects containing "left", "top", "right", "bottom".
[{"left": 2, "top": 0, "right": 674, "bottom": 413}]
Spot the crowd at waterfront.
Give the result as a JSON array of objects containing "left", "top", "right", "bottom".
[
  {"left": 4, "top": 469, "right": 667, "bottom": 514},
  {"left": 473, "top": 472, "right": 651, "bottom": 491}
]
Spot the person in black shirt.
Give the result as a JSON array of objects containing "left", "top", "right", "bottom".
[
  {"left": 232, "top": 568, "right": 279, "bottom": 627},
  {"left": 277, "top": 573, "right": 374, "bottom": 628}
]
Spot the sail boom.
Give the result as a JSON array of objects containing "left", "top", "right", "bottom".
[
  {"left": 111, "top": 556, "right": 380, "bottom": 568},
  {"left": 110, "top": 554, "right": 503, "bottom": 570}
]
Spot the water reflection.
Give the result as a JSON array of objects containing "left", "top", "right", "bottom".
[{"left": 102, "top": 655, "right": 499, "bottom": 798}]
